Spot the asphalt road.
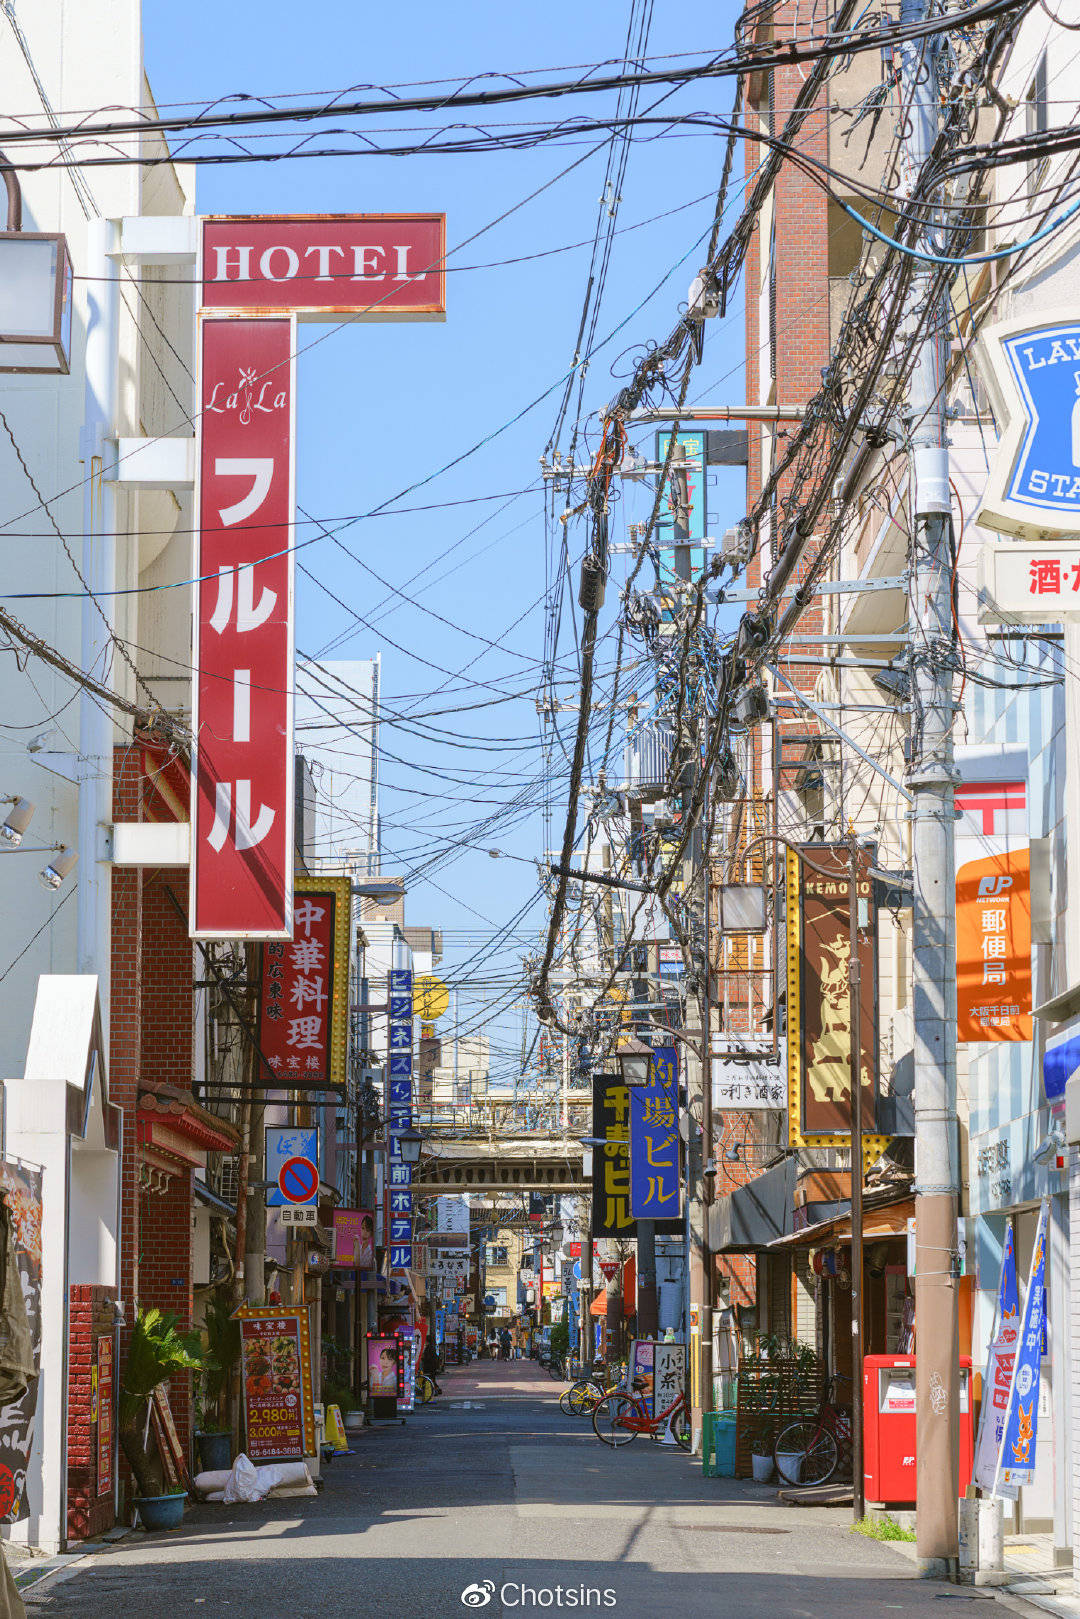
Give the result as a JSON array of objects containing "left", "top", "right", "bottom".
[{"left": 26, "top": 1359, "right": 1002, "bottom": 1619}]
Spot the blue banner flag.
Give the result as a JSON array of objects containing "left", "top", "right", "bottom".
[
  {"left": 996, "top": 1200, "right": 1049, "bottom": 1492},
  {"left": 629, "top": 1044, "right": 681, "bottom": 1221},
  {"left": 973, "top": 1221, "right": 1020, "bottom": 1493}
]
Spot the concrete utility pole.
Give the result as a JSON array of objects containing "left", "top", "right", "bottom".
[
  {"left": 899, "top": 0, "right": 961, "bottom": 1575},
  {"left": 847, "top": 835, "right": 865, "bottom": 1524}
]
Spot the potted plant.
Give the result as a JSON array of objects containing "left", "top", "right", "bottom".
[
  {"left": 120, "top": 1306, "right": 203, "bottom": 1530},
  {"left": 195, "top": 1293, "right": 240, "bottom": 1472},
  {"left": 749, "top": 1421, "right": 775, "bottom": 1483}
]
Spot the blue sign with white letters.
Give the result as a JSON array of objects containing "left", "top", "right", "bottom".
[
  {"left": 1001, "top": 323, "right": 1080, "bottom": 518},
  {"left": 1043, "top": 1025, "right": 1080, "bottom": 1102}
]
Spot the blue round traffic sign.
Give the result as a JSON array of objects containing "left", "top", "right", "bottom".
[{"left": 279, "top": 1155, "right": 318, "bottom": 1204}]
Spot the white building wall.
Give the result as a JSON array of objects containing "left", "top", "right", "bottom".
[{"left": 0, "top": 3, "right": 193, "bottom": 1084}]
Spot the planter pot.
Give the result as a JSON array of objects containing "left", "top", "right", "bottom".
[
  {"left": 135, "top": 1493, "right": 186, "bottom": 1532},
  {"left": 774, "top": 1451, "right": 804, "bottom": 1485},
  {"left": 751, "top": 1452, "right": 774, "bottom": 1483},
  {"left": 196, "top": 1431, "right": 232, "bottom": 1472}
]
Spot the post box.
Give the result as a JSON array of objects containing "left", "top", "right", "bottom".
[{"left": 863, "top": 1355, "right": 974, "bottom": 1504}]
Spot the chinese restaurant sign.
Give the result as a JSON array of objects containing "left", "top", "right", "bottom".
[
  {"left": 629, "top": 1045, "right": 682, "bottom": 1226},
  {"left": 191, "top": 314, "right": 295, "bottom": 938},
  {"left": 256, "top": 876, "right": 351, "bottom": 1087},
  {"left": 237, "top": 1306, "right": 315, "bottom": 1462},
  {"left": 591, "top": 1075, "right": 634, "bottom": 1240},
  {"left": 202, "top": 215, "right": 446, "bottom": 319},
  {"left": 332, "top": 1209, "right": 375, "bottom": 1268},
  {"left": 955, "top": 773, "right": 1032, "bottom": 1043},
  {"left": 387, "top": 967, "right": 414, "bottom": 1271},
  {"left": 785, "top": 847, "right": 889, "bottom": 1160}
]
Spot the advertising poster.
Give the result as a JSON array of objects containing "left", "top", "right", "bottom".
[
  {"left": 630, "top": 1340, "right": 655, "bottom": 1415},
  {"left": 257, "top": 877, "right": 351, "bottom": 1088},
  {"left": 239, "top": 1308, "right": 314, "bottom": 1462},
  {"left": 0, "top": 1163, "right": 42, "bottom": 1523},
  {"left": 367, "top": 1336, "right": 400, "bottom": 1399},
  {"left": 333, "top": 1209, "right": 375, "bottom": 1268}
]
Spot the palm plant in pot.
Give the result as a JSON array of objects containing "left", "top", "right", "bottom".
[
  {"left": 120, "top": 1306, "right": 203, "bottom": 1530},
  {"left": 195, "top": 1292, "right": 240, "bottom": 1472}
]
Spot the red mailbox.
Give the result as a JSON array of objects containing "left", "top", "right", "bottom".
[{"left": 863, "top": 1355, "right": 974, "bottom": 1504}]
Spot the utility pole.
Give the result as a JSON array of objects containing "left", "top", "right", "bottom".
[
  {"left": 847, "top": 835, "right": 865, "bottom": 1524},
  {"left": 899, "top": 0, "right": 960, "bottom": 1575},
  {"left": 686, "top": 718, "right": 712, "bottom": 1452}
]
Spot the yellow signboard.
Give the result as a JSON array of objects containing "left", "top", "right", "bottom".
[{"left": 414, "top": 974, "right": 449, "bottom": 1020}]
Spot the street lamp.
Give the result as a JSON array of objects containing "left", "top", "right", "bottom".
[
  {"left": 397, "top": 1124, "right": 424, "bottom": 1166},
  {"left": 0, "top": 232, "right": 73, "bottom": 375},
  {"left": 617, "top": 1035, "right": 652, "bottom": 1087}
]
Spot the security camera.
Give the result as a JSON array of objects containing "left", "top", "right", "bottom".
[
  {"left": 0, "top": 798, "right": 36, "bottom": 847},
  {"left": 39, "top": 846, "right": 77, "bottom": 891},
  {"left": 1033, "top": 1129, "right": 1066, "bottom": 1168}
]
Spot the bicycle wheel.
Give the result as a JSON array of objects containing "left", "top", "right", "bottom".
[
  {"left": 569, "top": 1379, "right": 605, "bottom": 1416},
  {"left": 559, "top": 1388, "right": 576, "bottom": 1416},
  {"left": 773, "top": 1419, "right": 838, "bottom": 1486},
  {"left": 593, "top": 1393, "right": 638, "bottom": 1447},
  {"left": 668, "top": 1405, "right": 691, "bottom": 1451},
  {"left": 548, "top": 1356, "right": 565, "bottom": 1380},
  {"left": 417, "top": 1374, "right": 435, "bottom": 1405}
]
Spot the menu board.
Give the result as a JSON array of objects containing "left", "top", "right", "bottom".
[{"left": 238, "top": 1308, "right": 315, "bottom": 1462}]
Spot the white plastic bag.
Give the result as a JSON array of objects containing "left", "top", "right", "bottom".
[{"left": 222, "top": 1453, "right": 268, "bottom": 1504}]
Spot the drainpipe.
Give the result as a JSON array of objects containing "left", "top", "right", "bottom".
[{"left": 0, "top": 152, "right": 22, "bottom": 231}]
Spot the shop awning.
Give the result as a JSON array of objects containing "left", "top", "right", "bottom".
[
  {"left": 589, "top": 1292, "right": 609, "bottom": 1317},
  {"left": 708, "top": 1157, "right": 796, "bottom": 1253},
  {"left": 766, "top": 1193, "right": 914, "bottom": 1249}
]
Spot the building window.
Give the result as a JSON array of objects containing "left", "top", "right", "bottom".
[
  {"left": 1025, "top": 53, "right": 1048, "bottom": 198},
  {"left": 485, "top": 1244, "right": 509, "bottom": 1266},
  {"left": 485, "top": 1286, "right": 507, "bottom": 1309}
]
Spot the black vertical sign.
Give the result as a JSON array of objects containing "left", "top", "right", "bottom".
[{"left": 591, "top": 1075, "right": 635, "bottom": 1240}]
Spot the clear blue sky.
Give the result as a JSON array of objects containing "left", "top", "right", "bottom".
[{"left": 144, "top": 0, "right": 747, "bottom": 1080}]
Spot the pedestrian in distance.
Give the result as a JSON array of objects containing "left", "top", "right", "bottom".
[
  {"left": 499, "top": 1326, "right": 511, "bottom": 1361},
  {"left": 422, "top": 1334, "right": 443, "bottom": 1396}
]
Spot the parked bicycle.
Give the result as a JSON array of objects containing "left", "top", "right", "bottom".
[
  {"left": 591, "top": 1377, "right": 690, "bottom": 1449},
  {"left": 773, "top": 1375, "right": 853, "bottom": 1486}
]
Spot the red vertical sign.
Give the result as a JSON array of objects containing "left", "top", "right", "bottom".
[
  {"left": 96, "top": 1337, "right": 113, "bottom": 1497},
  {"left": 191, "top": 316, "right": 295, "bottom": 937},
  {"left": 257, "top": 891, "right": 337, "bottom": 1085}
]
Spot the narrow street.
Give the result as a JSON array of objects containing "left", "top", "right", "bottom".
[{"left": 25, "top": 1362, "right": 993, "bottom": 1618}]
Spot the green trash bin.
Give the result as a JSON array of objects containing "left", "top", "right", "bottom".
[{"left": 702, "top": 1411, "right": 737, "bottom": 1478}]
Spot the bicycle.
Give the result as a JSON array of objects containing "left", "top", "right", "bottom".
[
  {"left": 592, "top": 1378, "right": 691, "bottom": 1450},
  {"left": 417, "top": 1373, "right": 436, "bottom": 1405},
  {"left": 773, "top": 1375, "right": 853, "bottom": 1486}
]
